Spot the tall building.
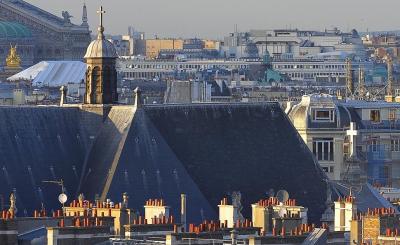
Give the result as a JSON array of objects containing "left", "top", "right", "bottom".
[
  {"left": 145, "top": 39, "right": 184, "bottom": 59},
  {"left": 0, "top": 0, "right": 91, "bottom": 66}
]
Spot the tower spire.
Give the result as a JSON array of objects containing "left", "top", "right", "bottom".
[
  {"left": 81, "top": 2, "right": 88, "bottom": 27},
  {"left": 83, "top": 5, "right": 118, "bottom": 104},
  {"left": 345, "top": 58, "right": 354, "bottom": 99},
  {"left": 96, "top": 6, "right": 106, "bottom": 40},
  {"left": 387, "top": 55, "right": 393, "bottom": 97}
]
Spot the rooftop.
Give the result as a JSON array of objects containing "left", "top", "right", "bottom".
[{"left": 0, "top": 21, "right": 32, "bottom": 39}]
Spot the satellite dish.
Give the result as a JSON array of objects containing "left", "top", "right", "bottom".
[
  {"left": 58, "top": 193, "right": 68, "bottom": 204},
  {"left": 279, "top": 208, "right": 287, "bottom": 217},
  {"left": 276, "top": 190, "right": 289, "bottom": 204}
]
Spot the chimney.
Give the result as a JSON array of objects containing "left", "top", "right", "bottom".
[
  {"left": 180, "top": 194, "right": 187, "bottom": 231},
  {"left": 218, "top": 197, "right": 242, "bottom": 228},
  {"left": 334, "top": 195, "right": 356, "bottom": 232},
  {"left": 134, "top": 87, "right": 142, "bottom": 108},
  {"left": 59, "top": 86, "right": 67, "bottom": 106},
  {"left": 144, "top": 199, "right": 170, "bottom": 224}
]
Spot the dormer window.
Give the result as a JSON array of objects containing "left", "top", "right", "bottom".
[
  {"left": 370, "top": 110, "right": 381, "bottom": 123},
  {"left": 312, "top": 109, "right": 334, "bottom": 122}
]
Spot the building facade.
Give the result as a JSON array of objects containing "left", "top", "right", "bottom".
[
  {"left": 118, "top": 58, "right": 258, "bottom": 80},
  {"left": 0, "top": 0, "right": 91, "bottom": 66},
  {"left": 223, "top": 28, "right": 366, "bottom": 60},
  {"left": 145, "top": 39, "right": 184, "bottom": 59},
  {"left": 288, "top": 94, "right": 400, "bottom": 187},
  {"left": 272, "top": 58, "right": 373, "bottom": 84}
]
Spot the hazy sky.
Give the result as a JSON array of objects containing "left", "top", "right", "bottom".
[{"left": 27, "top": 0, "right": 399, "bottom": 39}]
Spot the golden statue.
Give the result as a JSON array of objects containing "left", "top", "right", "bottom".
[
  {"left": 8, "top": 193, "right": 16, "bottom": 216},
  {"left": 6, "top": 44, "right": 21, "bottom": 68}
]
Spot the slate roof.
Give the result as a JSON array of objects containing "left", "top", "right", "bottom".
[
  {"left": 0, "top": 103, "right": 328, "bottom": 224},
  {"left": 332, "top": 182, "right": 396, "bottom": 213}
]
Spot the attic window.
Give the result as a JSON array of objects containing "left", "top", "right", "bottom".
[
  {"left": 370, "top": 110, "right": 381, "bottom": 123},
  {"left": 389, "top": 109, "right": 396, "bottom": 121},
  {"left": 313, "top": 109, "right": 334, "bottom": 122}
]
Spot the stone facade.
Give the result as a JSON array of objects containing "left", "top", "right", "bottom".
[
  {"left": 85, "top": 58, "right": 118, "bottom": 104},
  {"left": 0, "top": 0, "right": 91, "bottom": 66},
  {"left": 287, "top": 94, "right": 400, "bottom": 186}
]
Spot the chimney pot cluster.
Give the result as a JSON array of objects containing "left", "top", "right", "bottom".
[
  {"left": 67, "top": 199, "right": 123, "bottom": 210},
  {"left": 133, "top": 215, "right": 174, "bottom": 225},
  {"left": 220, "top": 197, "right": 229, "bottom": 205},
  {"left": 0, "top": 210, "right": 14, "bottom": 220},
  {"left": 188, "top": 219, "right": 251, "bottom": 234},
  {"left": 67, "top": 217, "right": 104, "bottom": 228},
  {"left": 385, "top": 228, "right": 399, "bottom": 237},
  {"left": 263, "top": 223, "right": 317, "bottom": 237},
  {"left": 234, "top": 219, "right": 253, "bottom": 228},
  {"left": 257, "top": 197, "right": 297, "bottom": 207},
  {"left": 365, "top": 207, "right": 396, "bottom": 217},
  {"left": 337, "top": 196, "right": 355, "bottom": 204},
  {"left": 145, "top": 199, "right": 166, "bottom": 206},
  {"left": 33, "top": 209, "right": 47, "bottom": 218}
]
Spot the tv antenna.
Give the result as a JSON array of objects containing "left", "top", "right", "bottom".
[{"left": 42, "top": 179, "right": 68, "bottom": 211}]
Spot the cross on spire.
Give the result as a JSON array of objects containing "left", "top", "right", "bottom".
[{"left": 96, "top": 6, "right": 106, "bottom": 39}]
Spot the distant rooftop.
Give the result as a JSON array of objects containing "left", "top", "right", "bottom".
[{"left": 8, "top": 61, "right": 85, "bottom": 87}]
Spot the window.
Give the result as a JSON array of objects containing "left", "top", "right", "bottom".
[
  {"left": 370, "top": 110, "right": 381, "bottom": 123},
  {"left": 391, "top": 139, "right": 400, "bottom": 152},
  {"left": 389, "top": 109, "right": 396, "bottom": 121},
  {"left": 329, "top": 166, "right": 334, "bottom": 173},
  {"left": 343, "top": 144, "right": 349, "bottom": 154},
  {"left": 370, "top": 138, "right": 379, "bottom": 152},
  {"left": 313, "top": 109, "right": 334, "bottom": 122},
  {"left": 312, "top": 138, "right": 334, "bottom": 161}
]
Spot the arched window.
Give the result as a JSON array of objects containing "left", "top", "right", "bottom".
[
  {"left": 92, "top": 66, "right": 101, "bottom": 103},
  {"left": 104, "top": 66, "right": 111, "bottom": 95}
]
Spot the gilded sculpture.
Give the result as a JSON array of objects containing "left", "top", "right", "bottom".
[{"left": 6, "top": 44, "right": 21, "bottom": 68}]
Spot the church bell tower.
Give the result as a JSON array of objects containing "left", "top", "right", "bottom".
[{"left": 83, "top": 6, "right": 118, "bottom": 104}]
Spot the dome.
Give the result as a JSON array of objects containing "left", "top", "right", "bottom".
[
  {"left": 84, "top": 38, "right": 118, "bottom": 59},
  {"left": 0, "top": 21, "right": 32, "bottom": 39},
  {"left": 84, "top": 6, "right": 118, "bottom": 59}
]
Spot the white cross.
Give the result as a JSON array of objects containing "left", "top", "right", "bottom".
[
  {"left": 346, "top": 122, "right": 358, "bottom": 157},
  {"left": 97, "top": 6, "right": 106, "bottom": 27}
]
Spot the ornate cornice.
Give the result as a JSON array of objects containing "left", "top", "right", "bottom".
[{"left": 0, "top": 1, "right": 90, "bottom": 34}]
